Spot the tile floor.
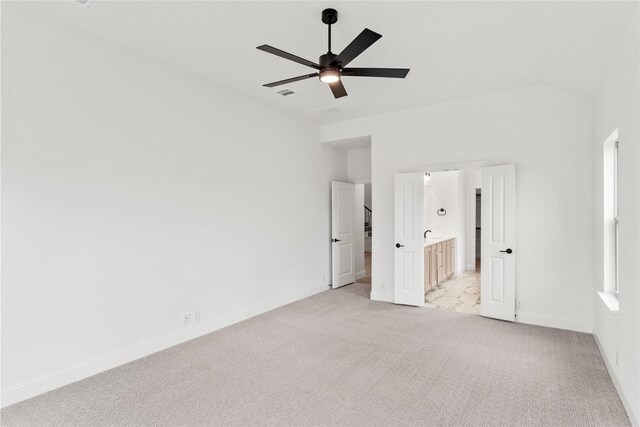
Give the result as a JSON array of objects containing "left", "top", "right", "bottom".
[{"left": 425, "top": 270, "right": 481, "bottom": 315}]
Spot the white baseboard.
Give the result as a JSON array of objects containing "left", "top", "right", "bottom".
[
  {"left": 355, "top": 270, "right": 366, "bottom": 279},
  {"left": 515, "top": 310, "right": 592, "bottom": 333},
  {"left": 594, "top": 334, "right": 639, "bottom": 426},
  {"left": 1, "top": 284, "right": 329, "bottom": 408}
]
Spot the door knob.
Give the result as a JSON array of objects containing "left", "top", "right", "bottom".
[
  {"left": 499, "top": 248, "right": 513, "bottom": 254},
  {"left": 331, "top": 238, "right": 341, "bottom": 243},
  {"left": 395, "top": 243, "right": 404, "bottom": 248}
]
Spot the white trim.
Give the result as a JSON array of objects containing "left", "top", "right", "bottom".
[
  {"left": 594, "top": 334, "right": 639, "bottom": 426},
  {"left": 0, "top": 284, "right": 329, "bottom": 408},
  {"left": 350, "top": 178, "right": 371, "bottom": 185},
  {"left": 597, "top": 291, "right": 620, "bottom": 313},
  {"left": 515, "top": 310, "right": 592, "bottom": 333},
  {"left": 355, "top": 270, "right": 367, "bottom": 279}
]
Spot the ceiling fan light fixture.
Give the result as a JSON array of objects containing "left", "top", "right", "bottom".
[{"left": 319, "top": 69, "right": 340, "bottom": 84}]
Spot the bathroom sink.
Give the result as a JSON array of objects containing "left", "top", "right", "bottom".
[{"left": 424, "top": 236, "right": 454, "bottom": 246}]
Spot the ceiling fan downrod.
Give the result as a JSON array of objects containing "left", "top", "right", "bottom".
[
  {"left": 322, "top": 8, "right": 338, "bottom": 52},
  {"left": 321, "top": 8, "right": 338, "bottom": 66}
]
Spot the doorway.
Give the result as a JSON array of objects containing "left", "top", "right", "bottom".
[
  {"left": 393, "top": 164, "right": 516, "bottom": 322},
  {"left": 356, "top": 183, "right": 372, "bottom": 290},
  {"left": 330, "top": 181, "right": 372, "bottom": 293},
  {"left": 476, "top": 188, "right": 481, "bottom": 272},
  {"left": 422, "top": 170, "right": 481, "bottom": 315}
]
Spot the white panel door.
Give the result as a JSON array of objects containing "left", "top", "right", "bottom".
[
  {"left": 393, "top": 173, "right": 425, "bottom": 306},
  {"left": 481, "top": 165, "right": 516, "bottom": 321},
  {"left": 331, "top": 181, "right": 355, "bottom": 288}
]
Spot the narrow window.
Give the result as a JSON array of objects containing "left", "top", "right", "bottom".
[{"left": 603, "top": 129, "right": 619, "bottom": 299}]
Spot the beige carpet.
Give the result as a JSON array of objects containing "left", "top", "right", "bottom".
[{"left": 1, "top": 278, "right": 630, "bottom": 426}]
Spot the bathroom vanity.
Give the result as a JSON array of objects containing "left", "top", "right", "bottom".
[{"left": 424, "top": 237, "right": 456, "bottom": 293}]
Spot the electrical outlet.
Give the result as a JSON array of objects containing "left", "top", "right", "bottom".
[
  {"left": 183, "top": 313, "right": 191, "bottom": 326},
  {"left": 194, "top": 311, "right": 201, "bottom": 323},
  {"left": 516, "top": 300, "right": 522, "bottom": 309}
]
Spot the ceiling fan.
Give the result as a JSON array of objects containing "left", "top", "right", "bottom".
[{"left": 257, "top": 8, "right": 410, "bottom": 99}]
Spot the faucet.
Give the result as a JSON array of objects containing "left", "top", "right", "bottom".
[{"left": 424, "top": 230, "right": 432, "bottom": 238}]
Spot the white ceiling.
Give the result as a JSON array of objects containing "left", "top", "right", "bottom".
[{"left": 18, "top": 1, "right": 636, "bottom": 124}]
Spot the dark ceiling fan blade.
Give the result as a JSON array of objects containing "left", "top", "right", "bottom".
[
  {"left": 341, "top": 68, "right": 410, "bottom": 78},
  {"left": 330, "top": 28, "right": 382, "bottom": 68},
  {"left": 263, "top": 73, "right": 319, "bottom": 88},
  {"left": 256, "top": 45, "right": 320, "bottom": 69},
  {"left": 329, "top": 80, "right": 348, "bottom": 99}
]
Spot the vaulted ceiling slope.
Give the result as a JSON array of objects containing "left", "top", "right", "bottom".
[{"left": 15, "top": 1, "right": 636, "bottom": 124}]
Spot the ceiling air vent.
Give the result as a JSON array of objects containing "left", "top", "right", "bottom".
[
  {"left": 277, "top": 89, "right": 296, "bottom": 97},
  {"left": 75, "top": 0, "right": 95, "bottom": 7}
]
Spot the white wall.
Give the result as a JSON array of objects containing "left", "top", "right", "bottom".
[
  {"left": 322, "top": 84, "right": 594, "bottom": 332},
  {"left": 1, "top": 6, "right": 347, "bottom": 405},
  {"left": 465, "top": 169, "right": 481, "bottom": 269},
  {"left": 592, "top": 9, "right": 640, "bottom": 425},
  {"left": 424, "top": 170, "right": 466, "bottom": 275},
  {"left": 347, "top": 148, "right": 372, "bottom": 183},
  {"left": 364, "top": 183, "right": 372, "bottom": 209},
  {"left": 423, "top": 182, "right": 432, "bottom": 232}
]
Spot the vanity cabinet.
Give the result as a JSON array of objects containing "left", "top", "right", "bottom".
[
  {"left": 445, "top": 241, "right": 452, "bottom": 277},
  {"left": 424, "top": 238, "right": 456, "bottom": 293},
  {"left": 424, "top": 246, "right": 432, "bottom": 293},
  {"left": 450, "top": 243, "right": 456, "bottom": 277},
  {"left": 436, "top": 243, "right": 445, "bottom": 283},
  {"left": 429, "top": 245, "right": 438, "bottom": 288}
]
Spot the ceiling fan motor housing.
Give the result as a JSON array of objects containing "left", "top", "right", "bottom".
[{"left": 319, "top": 53, "right": 338, "bottom": 68}]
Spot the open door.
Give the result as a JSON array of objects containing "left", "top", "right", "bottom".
[
  {"left": 481, "top": 165, "right": 516, "bottom": 321},
  {"left": 393, "top": 173, "right": 425, "bottom": 306},
  {"left": 331, "top": 181, "right": 355, "bottom": 288}
]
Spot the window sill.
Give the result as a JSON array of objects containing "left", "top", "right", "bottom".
[{"left": 598, "top": 291, "right": 619, "bottom": 313}]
